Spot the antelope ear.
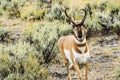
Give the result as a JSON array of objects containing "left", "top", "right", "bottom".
[
  {"left": 83, "top": 24, "right": 86, "bottom": 28},
  {"left": 83, "top": 24, "right": 87, "bottom": 32}
]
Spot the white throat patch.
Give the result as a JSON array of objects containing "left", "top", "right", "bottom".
[
  {"left": 77, "top": 46, "right": 86, "bottom": 53},
  {"left": 74, "top": 38, "right": 86, "bottom": 44}
]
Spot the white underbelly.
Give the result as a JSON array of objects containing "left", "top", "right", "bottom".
[{"left": 64, "top": 48, "right": 90, "bottom": 65}]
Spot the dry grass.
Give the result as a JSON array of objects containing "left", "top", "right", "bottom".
[
  {"left": 69, "top": 0, "right": 99, "bottom": 7},
  {"left": 68, "top": 0, "right": 120, "bottom": 8}
]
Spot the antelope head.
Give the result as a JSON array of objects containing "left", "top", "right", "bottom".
[{"left": 65, "top": 8, "right": 87, "bottom": 42}]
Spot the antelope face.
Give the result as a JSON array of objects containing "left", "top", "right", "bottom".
[
  {"left": 73, "top": 24, "right": 86, "bottom": 41},
  {"left": 65, "top": 8, "right": 87, "bottom": 41}
]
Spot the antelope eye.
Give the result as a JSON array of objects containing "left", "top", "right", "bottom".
[{"left": 72, "top": 25, "right": 75, "bottom": 28}]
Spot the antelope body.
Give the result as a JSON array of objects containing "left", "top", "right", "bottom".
[{"left": 58, "top": 8, "right": 90, "bottom": 80}]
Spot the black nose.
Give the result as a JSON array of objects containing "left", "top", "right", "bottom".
[{"left": 78, "top": 31, "right": 82, "bottom": 38}]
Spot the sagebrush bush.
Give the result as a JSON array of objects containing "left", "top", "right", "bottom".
[
  {"left": 0, "top": 21, "right": 72, "bottom": 79},
  {"left": 0, "top": 41, "right": 48, "bottom": 79},
  {"left": 45, "top": 3, "right": 65, "bottom": 22},
  {"left": 0, "top": 0, "right": 120, "bottom": 32},
  {"left": 20, "top": 1, "right": 46, "bottom": 20},
  {"left": 24, "top": 21, "right": 71, "bottom": 63},
  {"left": 0, "top": 26, "right": 10, "bottom": 43},
  {"left": 83, "top": 1, "right": 120, "bottom": 33},
  {"left": 0, "top": 5, "right": 3, "bottom": 15}
]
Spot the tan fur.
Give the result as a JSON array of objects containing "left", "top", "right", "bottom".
[
  {"left": 58, "top": 34, "right": 89, "bottom": 80},
  {"left": 58, "top": 8, "right": 89, "bottom": 80}
]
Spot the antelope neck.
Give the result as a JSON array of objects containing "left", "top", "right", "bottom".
[{"left": 73, "top": 38, "right": 87, "bottom": 54}]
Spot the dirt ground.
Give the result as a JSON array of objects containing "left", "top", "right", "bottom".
[{"left": 48, "top": 34, "right": 120, "bottom": 80}]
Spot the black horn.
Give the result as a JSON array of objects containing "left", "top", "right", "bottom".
[
  {"left": 65, "top": 8, "right": 76, "bottom": 25},
  {"left": 78, "top": 9, "right": 87, "bottom": 25}
]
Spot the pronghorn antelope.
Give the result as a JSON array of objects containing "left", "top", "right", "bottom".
[{"left": 58, "top": 8, "right": 90, "bottom": 80}]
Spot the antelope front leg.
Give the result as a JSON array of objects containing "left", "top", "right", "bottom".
[
  {"left": 67, "top": 65, "right": 71, "bottom": 80},
  {"left": 85, "top": 62, "right": 88, "bottom": 80},
  {"left": 73, "top": 63, "right": 81, "bottom": 80},
  {"left": 66, "top": 61, "right": 71, "bottom": 80}
]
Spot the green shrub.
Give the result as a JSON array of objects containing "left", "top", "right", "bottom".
[
  {"left": 45, "top": 3, "right": 65, "bottom": 22},
  {"left": 20, "top": 1, "right": 46, "bottom": 20},
  {"left": 83, "top": 1, "right": 120, "bottom": 33},
  {"left": 24, "top": 21, "right": 71, "bottom": 63},
  {"left": 0, "top": 6, "right": 3, "bottom": 16},
  {"left": 0, "top": 41, "right": 48, "bottom": 79},
  {"left": 0, "top": 0, "right": 25, "bottom": 18},
  {"left": 20, "top": 4, "right": 35, "bottom": 20},
  {"left": 0, "top": 26, "right": 10, "bottom": 43},
  {"left": 116, "top": 69, "right": 120, "bottom": 80}
]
